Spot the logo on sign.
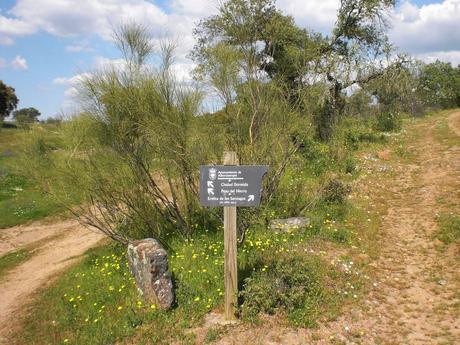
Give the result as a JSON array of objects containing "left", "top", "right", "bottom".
[{"left": 208, "top": 168, "right": 217, "bottom": 181}]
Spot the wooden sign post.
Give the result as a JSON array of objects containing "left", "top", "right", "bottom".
[
  {"left": 199, "top": 152, "right": 268, "bottom": 320},
  {"left": 223, "top": 151, "right": 238, "bottom": 319}
]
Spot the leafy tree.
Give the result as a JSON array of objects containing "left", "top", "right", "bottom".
[
  {"left": 193, "top": 0, "right": 408, "bottom": 141},
  {"left": 371, "top": 61, "right": 424, "bottom": 115},
  {"left": 418, "top": 61, "right": 460, "bottom": 109},
  {"left": 13, "top": 107, "right": 41, "bottom": 125},
  {"left": 192, "top": 0, "right": 319, "bottom": 97},
  {"left": 313, "top": 0, "right": 409, "bottom": 140},
  {"left": 0, "top": 81, "right": 19, "bottom": 121}
]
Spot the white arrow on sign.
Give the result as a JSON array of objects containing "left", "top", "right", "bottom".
[
  {"left": 248, "top": 195, "right": 254, "bottom": 202},
  {"left": 207, "top": 188, "right": 215, "bottom": 196},
  {"left": 207, "top": 181, "right": 214, "bottom": 188}
]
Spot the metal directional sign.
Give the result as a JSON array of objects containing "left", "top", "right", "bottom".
[{"left": 199, "top": 165, "right": 269, "bottom": 207}]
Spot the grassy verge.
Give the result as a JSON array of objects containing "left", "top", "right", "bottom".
[
  {"left": 435, "top": 213, "right": 460, "bottom": 245},
  {"left": 0, "top": 127, "right": 68, "bottom": 228},
  {"left": 433, "top": 109, "right": 460, "bottom": 148},
  {"left": 0, "top": 248, "right": 32, "bottom": 277},
  {"left": 13, "top": 207, "right": 371, "bottom": 345}
]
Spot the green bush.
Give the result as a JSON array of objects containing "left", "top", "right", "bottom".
[
  {"left": 240, "top": 256, "right": 331, "bottom": 327},
  {"left": 375, "top": 111, "right": 402, "bottom": 132},
  {"left": 344, "top": 156, "right": 357, "bottom": 174},
  {"left": 21, "top": 24, "right": 303, "bottom": 246},
  {"left": 293, "top": 134, "right": 334, "bottom": 176},
  {"left": 345, "top": 127, "right": 386, "bottom": 150},
  {"left": 320, "top": 178, "right": 351, "bottom": 204}
]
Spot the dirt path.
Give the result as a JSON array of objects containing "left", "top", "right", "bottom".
[
  {"left": 211, "top": 111, "right": 460, "bottom": 344},
  {"left": 448, "top": 110, "right": 460, "bottom": 136},
  {"left": 0, "top": 219, "right": 81, "bottom": 256},
  {"left": 0, "top": 220, "right": 104, "bottom": 344},
  {"left": 339, "top": 111, "right": 460, "bottom": 344}
]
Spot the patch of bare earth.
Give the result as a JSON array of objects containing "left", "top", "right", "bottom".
[
  {"left": 0, "top": 220, "right": 104, "bottom": 344},
  {"left": 201, "top": 111, "right": 460, "bottom": 344}
]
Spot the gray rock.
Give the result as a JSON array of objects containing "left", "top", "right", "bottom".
[
  {"left": 437, "top": 279, "right": 447, "bottom": 286},
  {"left": 127, "top": 238, "right": 174, "bottom": 310},
  {"left": 269, "top": 217, "right": 310, "bottom": 232}
]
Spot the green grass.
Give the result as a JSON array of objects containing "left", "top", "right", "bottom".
[
  {"left": 0, "top": 127, "right": 67, "bottom": 228},
  {"left": 0, "top": 248, "right": 32, "bottom": 277},
  {"left": 204, "top": 325, "right": 230, "bottom": 344},
  {"left": 13, "top": 209, "right": 369, "bottom": 345},
  {"left": 10, "top": 113, "right": 406, "bottom": 344},
  {"left": 436, "top": 213, "right": 460, "bottom": 245},
  {"left": 435, "top": 119, "right": 459, "bottom": 149}
]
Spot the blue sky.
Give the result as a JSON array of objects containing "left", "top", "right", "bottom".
[{"left": 1, "top": 0, "right": 459, "bottom": 119}]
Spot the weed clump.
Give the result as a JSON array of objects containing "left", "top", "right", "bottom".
[
  {"left": 375, "top": 111, "right": 402, "bottom": 132},
  {"left": 240, "top": 256, "right": 332, "bottom": 327},
  {"left": 321, "top": 178, "right": 351, "bottom": 204},
  {"left": 345, "top": 127, "right": 386, "bottom": 150},
  {"left": 436, "top": 213, "right": 460, "bottom": 244}
]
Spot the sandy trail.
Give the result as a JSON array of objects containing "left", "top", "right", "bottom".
[
  {"left": 350, "top": 111, "right": 460, "bottom": 343},
  {"left": 0, "top": 220, "right": 104, "bottom": 343},
  {"left": 0, "top": 219, "right": 81, "bottom": 256},
  {"left": 448, "top": 110, "right": 460, "bottom": 136},
  {"left": 211, "top": 111, "right": 460, "bottom": 344}
]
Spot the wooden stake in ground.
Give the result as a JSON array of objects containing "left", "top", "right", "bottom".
[
  {"left": 223, "top": 151, "right": 238, "bottom": 320},
  {"left": 199, "top": 153, "right": 267, "bottom": 319}
]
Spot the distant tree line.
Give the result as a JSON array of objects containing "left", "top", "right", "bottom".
[{"left": 1, "top": 80, "right": 63, "bottom": 127}]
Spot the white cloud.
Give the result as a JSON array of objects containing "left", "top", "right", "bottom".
[
  {"left": 53, "top": 72, "right": 92, "bottom": 85},
  {"left": 11, "top": 55, "right": 28, "bottom": 70},
  {"left": 390, "top": 1, "right": 460, "bottom": 55},
  {"left": 277, "top": 0, "right": 339, "bottom": 33},
  {"left": 171, "top": 61, "right": 195, "bottom": 84},
  {"left": 0, "top": 14, "right": 36, "bottom": 44},
  {"left": 64, "top": 86, "right": 79, "bottom": 98},
  {"left": 66, "top": 40, "right": 94, "bottom": 53},
  {"left": 416, "top": 50, "right": 460, "bottom": 66},
  {"left": 1, "top": 0, "right": 459, "bottom": 65},
  {"left": 53, "top": 71, "right": 93, "bottom": 111},
  {"left": 0, "top": 15, "right": 36, "bottom": 36},
  {"left": 7, "top": 0, "right": 167, "bottom": 39},
  {"left": 0, "top": 0, "right": 185, "bottom": 45},
  {"left": 170, "top": 0, "right": 218, "bottom": 16},
  {"left": 54, "top": 56, "right": 132, "bottom": 111},
  {"left": 398, "top": 1, "right": 420, "bottom": 23},
  {"left": 52, "top": 77, "right": 69, "bottom": 85},
  {"left": 0, "top": 0, "right": 219, "bottom": 58},
  {"left": 0, "top": 36, "right": 14, "bottom": 45},
  {"left": 277, "top": 0, "right": 460, "bottom": 66}
]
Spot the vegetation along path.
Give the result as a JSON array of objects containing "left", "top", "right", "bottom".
[
  {"left": 0, "top": 111, "right": 458, "bottom": 345},
  {"left": 213, "top": 111, "right": 460, "bottom": 344},
  {"left": 325, "top": 111, "right": 460, "bottom": 343},
  {"left": 0, "top": 220, "right": 103, "bottom": 343}
]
